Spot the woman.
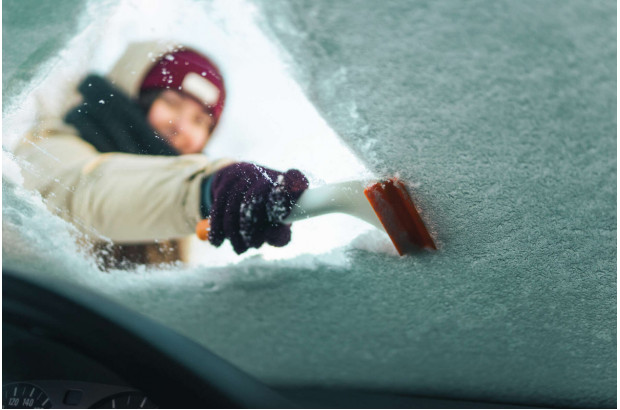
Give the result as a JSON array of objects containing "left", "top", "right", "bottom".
[{"left": 15, "top": 41, "right": 308, "bottom": 269}]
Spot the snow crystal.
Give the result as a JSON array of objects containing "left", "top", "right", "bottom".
[
  {"left": 349, "top": 229, "right": 398, "bottom": 256},
  {"left": 2, "top": 150, "right": 24, "bottom": 186}
]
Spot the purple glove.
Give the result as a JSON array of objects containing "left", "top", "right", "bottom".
[{"left": 208, "top": 162, "right": 309, "bottom": 254}]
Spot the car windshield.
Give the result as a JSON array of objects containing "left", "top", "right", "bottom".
[{"left": 3, "top": 0, "right": 616, "bottom": 408}]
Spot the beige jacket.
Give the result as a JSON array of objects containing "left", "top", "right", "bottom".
[{"left": 14, "top": 42, "right": 232, "bottom": 263}]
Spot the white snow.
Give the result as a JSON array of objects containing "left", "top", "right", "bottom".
[{"left": 3, "top": 151, "right": 24, "bottom": 186}]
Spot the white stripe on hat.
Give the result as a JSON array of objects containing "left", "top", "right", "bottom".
[{"left": 182, "top": 72, "right": 220, "bottom": 105}]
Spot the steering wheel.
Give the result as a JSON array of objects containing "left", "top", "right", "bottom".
[{"left": 3, "top": 269, "right": 292, "bottom": 408}]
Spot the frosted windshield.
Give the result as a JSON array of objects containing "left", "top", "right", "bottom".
[{"left": 3, "top": 0, "right": 616, "bottom": 408}]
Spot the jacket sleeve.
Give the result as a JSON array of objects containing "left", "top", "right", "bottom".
[{"left": 14, "top": 124, "right": 234, "bottom": 243}]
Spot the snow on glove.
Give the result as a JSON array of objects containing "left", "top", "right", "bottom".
[{"left": 208, "top": 162, "right": 309, "bottom": 254}]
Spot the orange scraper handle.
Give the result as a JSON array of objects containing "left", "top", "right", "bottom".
[{"left": 196, "top": 219, "right": 210, "bottom": 241}]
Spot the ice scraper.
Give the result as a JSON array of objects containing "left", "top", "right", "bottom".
[{"left": 196, "top": 178, "right": 436, "bottom": 255}]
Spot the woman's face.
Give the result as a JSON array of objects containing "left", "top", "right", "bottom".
[{"left": 147, "top": 90, "right": 214, "bottom": 154}]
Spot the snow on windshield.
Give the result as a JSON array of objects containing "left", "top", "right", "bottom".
[
  {"left": 4, "top": 0, "right": 615, "bottom": 407},
  {"left": 3, "top": 0, "right": 396, "bottom": 283},
  {"left": 3, "top": 0, "right": 398, "bottom": 376}
]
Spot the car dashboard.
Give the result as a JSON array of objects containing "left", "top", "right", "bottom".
[
  {"left": 4, "top": 322, "right": 156, "bottom": 409},
  {"left": 3, "top": 381, "right": 153, "bottom": 409}
]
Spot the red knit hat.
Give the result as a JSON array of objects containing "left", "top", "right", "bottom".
[{"left": 140, "top": 47, "right": 226, "bottom": 129}]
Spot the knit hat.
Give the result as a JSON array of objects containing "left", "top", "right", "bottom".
[{"left": 140, "top": 47, "right": 226, "bottom": 129}]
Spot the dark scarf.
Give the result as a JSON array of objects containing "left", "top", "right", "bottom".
[{"left": 65, "top": 74, "right": 179, "bottom": 156}]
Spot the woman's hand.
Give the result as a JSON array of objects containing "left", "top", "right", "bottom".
[{"left": 208, "top": 162, "right": 309, "bottom": 254}]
